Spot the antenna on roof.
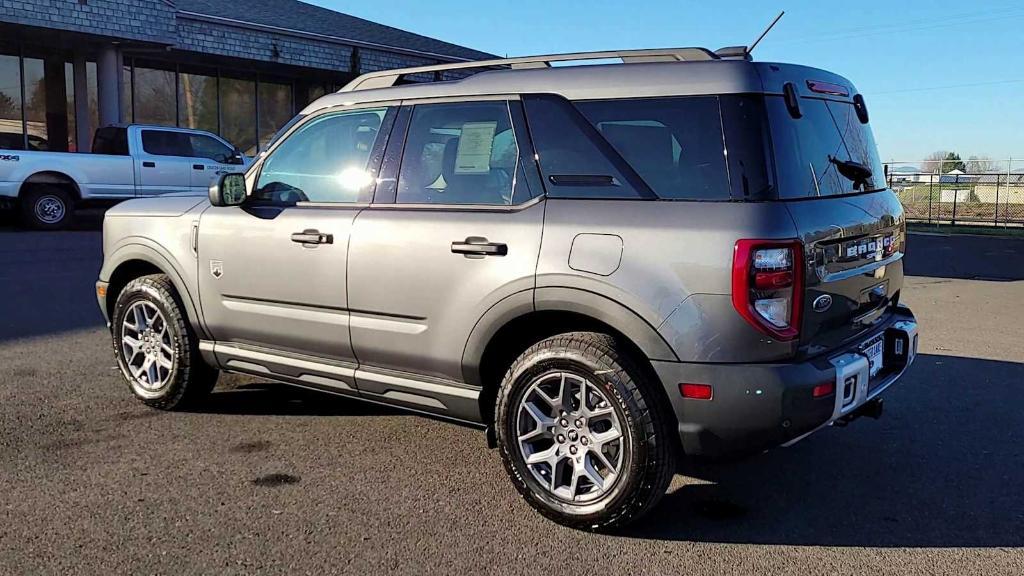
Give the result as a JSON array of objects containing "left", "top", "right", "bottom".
[{"left": 749, "top": 11, "right": 784, "bottom": 54}]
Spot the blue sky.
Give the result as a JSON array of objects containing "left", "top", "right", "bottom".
[{"left": 316, "top": 0, "right": 1024, "bottom": 163}]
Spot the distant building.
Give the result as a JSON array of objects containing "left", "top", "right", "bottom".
[{"left": 0, "top": 0, "right": 492, "bottom": 154}]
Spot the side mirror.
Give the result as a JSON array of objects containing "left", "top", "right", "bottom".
[
  {"left": 228, "top": 150, "right": 245, "bottom": 165},
  {"left": 209, "top": 173, "right": 247, "bottom": 207}
]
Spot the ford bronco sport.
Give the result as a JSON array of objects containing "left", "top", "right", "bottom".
[{"left": 96, "top": 47, "right": 919, "bottom": 530}]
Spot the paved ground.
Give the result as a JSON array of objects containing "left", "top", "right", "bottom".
[{"left": 1, "top": 219, "right": 1022, "bottom": 575}]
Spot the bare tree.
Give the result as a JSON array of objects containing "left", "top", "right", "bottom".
[
  {"left": 920, "top": 150, "right": 950, "bottom": 173},
  {"left": 966, "top": 156, "right": 998, "bottom": 174}
]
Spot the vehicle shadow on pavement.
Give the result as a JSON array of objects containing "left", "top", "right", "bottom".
[
  {"left": 624, "top": 353, "right": 1024, "bottom": 547},
  {"left": 192, "top": 379, "right": 403, "bottom": 418}
]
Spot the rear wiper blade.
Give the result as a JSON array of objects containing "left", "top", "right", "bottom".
[{"left": 828, "top": 155, "right": 872, "bottom": 188}]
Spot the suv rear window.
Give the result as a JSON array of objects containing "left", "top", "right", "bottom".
[
  {"left": 575, "top": 97, "right": 734, "bottom": 200},
  {"left": 530, "top": 95, "right": 772, "bottom": 201},
  {"left": 766, "top": 96, "right": 886, "bottom": 198}
]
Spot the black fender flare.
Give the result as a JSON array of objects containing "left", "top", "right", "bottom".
[{"left": 460, "top": 286, "right": 678, "bottom": 388}]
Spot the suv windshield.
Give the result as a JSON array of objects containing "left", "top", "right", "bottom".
[{"left": 765, "top": 96, "right": 886, "bottom": 198}]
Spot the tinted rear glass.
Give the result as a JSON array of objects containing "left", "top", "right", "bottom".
[
  {"left": 92, "top": 127, "right": 129, "bottom": 155},
  {"left": 574, "top": 96, "right": 772, "bottom": 201},
  {"left": 766, "top": 96, "right": 886, "bottom": 198}
]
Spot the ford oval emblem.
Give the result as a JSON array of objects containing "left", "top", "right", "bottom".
[{"left": 813, "top": 294, "right": 833, "bottom": 313}]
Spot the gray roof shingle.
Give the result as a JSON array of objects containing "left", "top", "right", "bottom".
[{"left": 174, "top": 0, "right": 494, "bottom": 61}]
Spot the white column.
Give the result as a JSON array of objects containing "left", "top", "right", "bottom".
[
  {"left": 96, "top": 44, "right": 122, "bottom": 128},
  {"left": 72, "top": 55, "right": 91, "bottom": 152}
]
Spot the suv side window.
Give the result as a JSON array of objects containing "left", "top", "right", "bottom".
[
  {"left": 141, "top": 130, "right": 192, "bottom": 157},
  {"left": 396, "top": 101, "right": 525, "bottom": 206},
  {"left": 189, "top": 133, "right": 234, "bottom": 163},
  {"left": 254, "top": 108, "right": 387, "bottom": 204},
  {"left": 522, "top": 94, "right": 649, "bottom": 200}
]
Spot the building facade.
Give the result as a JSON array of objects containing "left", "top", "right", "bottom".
[{"left": 0, "top": 0, "right": 491, "bottom": 154}]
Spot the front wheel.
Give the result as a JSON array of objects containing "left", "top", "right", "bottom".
[
  {"left": 111, "top": 274, "right": 217, "bottom": 410},
  {"left": 495, "top": 332, "right": 676, "bottom": 531},
  {"left": 20, "top": 185, "right": 74, "bottom": 230}
]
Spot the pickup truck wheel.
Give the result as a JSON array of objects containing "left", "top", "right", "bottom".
[
  {"left": 111, "top": 274, "right": 217, "bottom": 410},
  {"left": 495, "top": 332, "right": 676, "bottom": 531},
  {"left": 20, "top": 185, "right": 74, "bottom": 230}
]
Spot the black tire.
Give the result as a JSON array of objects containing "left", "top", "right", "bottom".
[
  {"left": 495, "top": 332, "right": 676, "bottom": 531},
  {"left": 20, "top": 185, "right": 74, "bottom": 230},
  {"left": 111, "top": 274, "right": 217, "bottom": 410}
]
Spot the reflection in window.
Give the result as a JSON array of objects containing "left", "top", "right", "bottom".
[
  {"left": 121, "top": 64, "right": 133, "bottom": 124},
  {"left": 178, "top": 72, "right": 218, "bottom": 134},
  {"left": 0, "top": 53, "right": 24, "bottom": 150},
  {"left": 65, "top": 62, "right": 76, "bottom": 151},
  {"left": 221, "top": 76, "right": 256, "bottom": 155},
  {"left": 23, "top": 58, "right": 47, "bottom": 150},
  {"left": 133, "top": 66, "right": 176, "bottom": 126},
  {"left": 258, "top": 80, "right": 292, "bottom": 152},
  {"left": 255, "top": 109, "right": 386, "bottom": 204}
]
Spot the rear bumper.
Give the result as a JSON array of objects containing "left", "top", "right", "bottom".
[{"left": 651, "top": 306, "right": 918, "bottom": 459}]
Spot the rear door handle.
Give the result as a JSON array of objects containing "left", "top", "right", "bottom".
[
  {"left": 451, "top": 237, "right": 507, "bottom": 257},
  {"left": 142, "top": 161, "right": 156, "bottom": 168},
  {"left": 291, "top": 229, "right": 333, "bottom": 245}
]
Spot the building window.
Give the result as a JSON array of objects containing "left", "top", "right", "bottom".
[
  {"left": 220, "top": 75, "right": 257, "bottom": 155},
  {"left": 133, "top": 66, "right": 176, "bottom": 126},
  {"left": 0, "top": 53, "right": 24, "bottom": 150},
  {"left": 258, "top": 80, "right": 293, "bottom": 152},
  {"left": 178, "top": 71, "right": 218, "bottom": 134}
]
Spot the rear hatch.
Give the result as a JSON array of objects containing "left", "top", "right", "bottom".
[{"left": 761, "top": 74, "right": 906, "bottom": 356}]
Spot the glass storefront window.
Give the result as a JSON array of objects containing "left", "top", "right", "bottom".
[
  {"left": 178, "top": 72, "right": 218, "bottom": 134},
  {"left": 23, "top": 57, "right": 47, "bottom": 150},
  {"left": 0, "top": 53, "right": 23, "bottom": 150},
  {"left": 258, "top": 80, "right": 292, "bottom": 152},
  {"left": 221, "top": 76, "right": 256, "bottom": 155},
  {"left": 121, "top": 63, "right": 132, "bottom": 124},
  {"left": 133, "top": 66, "right": 175, "bottom": 126},
  {"left": 65, "top": 62, "right": 76, "bottom": 151}
]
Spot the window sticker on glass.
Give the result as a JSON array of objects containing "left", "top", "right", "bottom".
[{"left": 455, "top": 121, "right": 497, "bottom": 174}]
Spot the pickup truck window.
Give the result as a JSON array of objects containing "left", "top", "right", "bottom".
[
  {"left": 141, "top": 130, "right": 192, "bottom": 157},
  {"left": 253, "top": 108, "right": 387, "bottom": 205},
  {"left": 93, "top": 127, "right": 129, "bottom": 156},
  {"left": 189, "top": 134, "right": 234, "bottom": 163}
]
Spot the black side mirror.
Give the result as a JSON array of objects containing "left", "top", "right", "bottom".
[
  {"left": 209, "top": 173, "right": 247, "bottom": 207},
  {"left": 227, "top": 150, "right": 245, "bottom": 165}
]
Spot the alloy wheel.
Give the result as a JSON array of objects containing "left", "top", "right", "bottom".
[
  {"left": 120, "top": 301, "right": 175, "bottom": 394},
  {"left": 516, "top": 371, "right": 625, "bottom": 503}
]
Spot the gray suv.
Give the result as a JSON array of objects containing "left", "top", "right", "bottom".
[{"left": 96, "top": 47, "right": 919, "bottom": 530}]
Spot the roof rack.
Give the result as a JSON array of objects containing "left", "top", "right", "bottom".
[{"left": 339, "top": 47, "right": 723, "bottom": 92}]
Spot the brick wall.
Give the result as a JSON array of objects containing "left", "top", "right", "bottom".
[{"left": 0, "top": 0, "right": 176, "bottom": 43}]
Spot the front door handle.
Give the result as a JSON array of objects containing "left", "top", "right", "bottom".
[
  {"left": 291, "top": 229, "right": 333, "bottom": 245},
  {"left": 451, "top": 237, "right": 507, "bottom": 257},
  {"left": 193, "top": 164, "right": 205, "bottom": 170},
  {"left": 142, "top": 161, "right": 156, "bottom": 168}
]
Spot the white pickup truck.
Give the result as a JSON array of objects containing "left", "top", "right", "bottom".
[{"left": 0, "top": 124, "right": 250, "bottom": 229}]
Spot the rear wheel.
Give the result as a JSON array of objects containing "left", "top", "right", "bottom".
[
  {"left": 495, "top": 332, "right": 676, "bottom": 531},
  {"left": 20, "top": 185, "right": 74, "bottom": 230},
  {"left": 111, "top": 274, "right": 217, "bottom": 410}
]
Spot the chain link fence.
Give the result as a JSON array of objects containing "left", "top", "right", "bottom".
[{"left": 885, "top": 158, "right": 1024, "bottom": 226}]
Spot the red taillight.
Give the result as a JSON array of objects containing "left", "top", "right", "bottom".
[
  {"left": 812, "top": 382, "right": 836, "bottom": 398},
  {"left": 680, "top": 383, "right": 713, "bottom": 400},
  {"left": 732, "top": 239, "right": 803, "bottom": 341}
]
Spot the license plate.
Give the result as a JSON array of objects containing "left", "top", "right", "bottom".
[{"left": 862, "top": 336, "right": 884, "bottom": 377}]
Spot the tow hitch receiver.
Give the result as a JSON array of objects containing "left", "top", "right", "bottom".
[{"left": 834, "top": 398, "right": 884, "bottom": 427}]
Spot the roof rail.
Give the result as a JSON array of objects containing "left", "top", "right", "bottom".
[{"left": 339, "top": 47, "right": 720, "bottom": 92}]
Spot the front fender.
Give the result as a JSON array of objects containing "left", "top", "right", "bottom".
[{"left": 100, "top": 240, "right": 205, "bottom": 338}]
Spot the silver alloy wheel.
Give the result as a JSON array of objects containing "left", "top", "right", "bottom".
[
  {"left": 120, "top": 301, "right": 175, "bottom": 396},
  {"left": 34, "top": 195, "right": 66, "bottom": 224},
  {"left": 516, "top": 372, "right": 625, "bottom": 503}
]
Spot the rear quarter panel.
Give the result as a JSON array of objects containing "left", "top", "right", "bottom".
[{"left": 537, "top": 199, "right": 804, "bottom": 362}]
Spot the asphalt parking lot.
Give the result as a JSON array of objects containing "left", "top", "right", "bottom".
[{"left": 1, "top": 216, "right": 1022, "bottom": 575}]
